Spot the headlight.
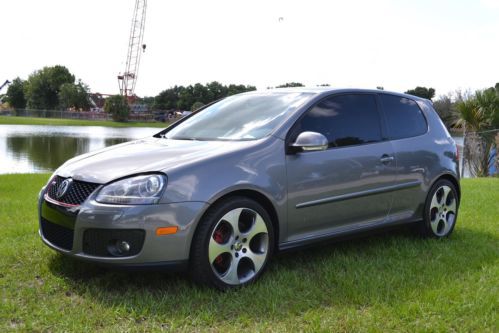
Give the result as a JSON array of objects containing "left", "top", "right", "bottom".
[{"left": 96, "top": 174, "right": 167, "bottom": 205}]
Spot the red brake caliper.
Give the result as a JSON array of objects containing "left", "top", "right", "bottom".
[
  {"left": 213, "top": 226, "right": 226, "bottom": 265},
  {"left": 214, "top": 229, "right": 224, "bottom": 244}
]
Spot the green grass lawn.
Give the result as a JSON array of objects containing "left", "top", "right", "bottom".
[
  {"left": 0, "top": 175, "right": 497, "bottom": 332},
  {"left": 0, "top": 116, "right": 169, "bottom": 128}
]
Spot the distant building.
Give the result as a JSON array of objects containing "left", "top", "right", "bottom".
[
  {"left": 130, "top": 103, "right": 148, "bottom": 113},
  {"left": 89, "top": 93, "right": 106, "bottom": 112},
  {"left": 88, "top": 93, "right": 149, "bottom": 113}
]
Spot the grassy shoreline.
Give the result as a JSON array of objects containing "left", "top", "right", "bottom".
[
  {"left": 0, "top": 175, "right": 497, "bottom": 332},
  {"left": 0, "top": 115, "right": 170, "bottom": 128}
]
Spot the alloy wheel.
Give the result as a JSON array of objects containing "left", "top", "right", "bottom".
[
  {"left": 429, "top": 185, "right": 457, "bottom": 237},
  {"left": 208, "top": 208, "right": 269, "bottom": 285}
]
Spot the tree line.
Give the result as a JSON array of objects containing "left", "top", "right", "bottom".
[
  {"left": 2, "top": 65, "right": 497, "bottom": 134},
  {"left": 141, "top": 82, "right": 332, "bottom": 111},
  {"left": 143, "top": 82, "right": 256, "bottom": 111},
  {"left": 5, "top": 64, "right": 445, "bottom": 115},
  {"left": 5, "top": 66, "right": 91, "bottom": 111},
  {"left": 2, "top": 65, "right": 258, "bottom": 113}
]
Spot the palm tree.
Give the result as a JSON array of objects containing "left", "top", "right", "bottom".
[{"left": 457, "top": 87, "right": 499, "bottom": 177}]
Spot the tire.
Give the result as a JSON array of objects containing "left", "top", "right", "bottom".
[
  {"left": 189, "top": 196, "right": 274, "bottom": 290},
  {"left": 420, "top": 179, "right": 459, "bottom": 238}
]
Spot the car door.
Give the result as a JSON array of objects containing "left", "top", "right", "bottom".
[{"left": 284, "top": 93, "right": 398, "bottom": 244}]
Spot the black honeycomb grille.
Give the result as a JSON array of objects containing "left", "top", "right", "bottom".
[
  {"left": 40, "top": 218, "right": 74, "bottom": 251},
  {"left": 83, "top": 229, "right": 145, "bottom": 257},
  {"left": 47, "top": 176, "right": 100, "bottom": 206}
]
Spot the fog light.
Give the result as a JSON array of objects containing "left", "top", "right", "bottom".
[
  {"left": 107, "top": 239, "right": 132, "bottom": 256},
  {"left": 117, "top": 240, "right": 130, "bottom": 254}
]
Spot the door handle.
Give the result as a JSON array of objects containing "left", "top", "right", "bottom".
[{"left": 380, "top": 155, "right": 394, "bottom": 164}]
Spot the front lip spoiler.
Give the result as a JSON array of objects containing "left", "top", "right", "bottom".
[{"left": 94, "top": 260, "right": 189, "bottom": 272}]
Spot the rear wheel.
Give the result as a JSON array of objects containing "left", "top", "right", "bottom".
[
  {"left": 420, "top": 179, "right": 459, "bottom": 238},
  {"left": 190, "top": 196, "right": 274, "bottom": 290}
]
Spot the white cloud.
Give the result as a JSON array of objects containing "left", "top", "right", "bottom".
[{"left": 481, "top": 0, "right": 499, "bottom": 9}]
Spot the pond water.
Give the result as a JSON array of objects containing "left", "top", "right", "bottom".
[
  {"left": 0, "top": 125, "right": 162, "bottom": 174},
  {"left": 0, "top": 124, "right": 465, "bottom": 176}
]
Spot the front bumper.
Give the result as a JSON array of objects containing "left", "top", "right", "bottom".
[{"left": 38, "top": 187, "right": 209, "bottom": 268}]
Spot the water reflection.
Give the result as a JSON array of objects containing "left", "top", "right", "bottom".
[
  {"left": 104, "top": 138, "right": 130, "bottom": 147},
  {"left": 0, "top": 124, "right": 466, "bottom": 176},
  {"left": 0, "top": 125, "right": 159, "bottom": 174}
]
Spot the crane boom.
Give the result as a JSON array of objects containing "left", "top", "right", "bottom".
[
  {"left": 118, "top": 0, "right": 147, "bottom": 99},
  {"left": 0, "top": 80, "right": 11, "bottom": 93}
]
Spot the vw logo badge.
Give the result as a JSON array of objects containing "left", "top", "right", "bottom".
[{"left": 56, "top": 179, "right": 72, "bottom": 198}]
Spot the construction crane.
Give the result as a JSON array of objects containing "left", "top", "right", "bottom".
[
  {"left": 0, "top": 80, "right": 11, "bottom": 93},
  {"left": 117, "top": 0, "right": 147, "bottom": 101}
]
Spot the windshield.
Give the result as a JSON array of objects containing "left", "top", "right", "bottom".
[{"left": 164, "top": 92, "right": 312, "bottom": 141}]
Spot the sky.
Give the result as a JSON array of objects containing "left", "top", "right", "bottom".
[{"left": 1, "top": 0, "right": 498, "bottom": 98}]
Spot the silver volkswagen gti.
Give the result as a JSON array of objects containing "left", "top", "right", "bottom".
[{"left": 38, "top": 88, "right": 460, "bottom": 289}]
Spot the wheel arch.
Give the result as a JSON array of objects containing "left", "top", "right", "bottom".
[
  {"left": 432, "top": 173, "right": 461, "bottom": 201},
  {"left": 189, "top": 188, "right": 281, "bottom": 258},
  {"left": 214, "top": 189, "right": 279, "bottom": 248}
]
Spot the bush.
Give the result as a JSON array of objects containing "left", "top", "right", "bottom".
[
  {"left": 104, "top": 95, "right": 130, "bottom": 122},
  {"left": 191, "top": 101, "right": 204, "bottom": 111}
]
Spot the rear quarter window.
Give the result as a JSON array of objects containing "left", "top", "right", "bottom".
[{"left": 381, "top": 94, "right": 428, "bottom": 140}]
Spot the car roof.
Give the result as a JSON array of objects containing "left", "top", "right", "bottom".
[{"left": 245, "top": 87, "right": 429, "bottom": 103}]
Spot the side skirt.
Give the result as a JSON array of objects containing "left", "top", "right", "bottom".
[{"left": 278, "top": 214, "right": 420, "bottom": 252}]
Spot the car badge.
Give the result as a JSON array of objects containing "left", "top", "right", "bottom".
[{"left": 56, "top": 179, "right": 72, "bottom": 198}]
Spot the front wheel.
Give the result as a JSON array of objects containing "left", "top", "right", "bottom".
[
  {"left": 190, "top": 196, "right": 274, "bottom": 290},
  {"left": 420, "top": 179, "right": 459, "bottom": 238}
]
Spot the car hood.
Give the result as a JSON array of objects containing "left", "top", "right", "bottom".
[{"left": 56, "top": 137, "right": 259, "bottom": 184}]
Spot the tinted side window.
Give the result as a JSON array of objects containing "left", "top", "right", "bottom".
[
  {"left": 294, "top": 94, "right": 382, "bottom": 148},
  {"left": 381, "top": 95, "right": 427, "bottom": 139}
]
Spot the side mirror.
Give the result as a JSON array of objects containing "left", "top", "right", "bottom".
[{"left": 290, "top": 131, "right": 328, "bottom": 153}]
